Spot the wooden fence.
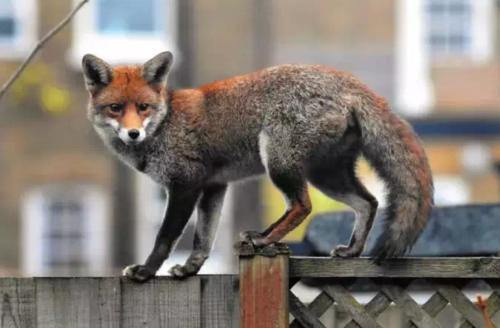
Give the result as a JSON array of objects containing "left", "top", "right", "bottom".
[
  {"left": 2, "top": 244, "right": 500, "bottom": 327},
  {"left": 0, "top": 275, "right": 239, "bottom": 328}
]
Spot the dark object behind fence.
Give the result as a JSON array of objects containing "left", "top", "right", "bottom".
[{"left": 304, "top": 204, "right": 500, "bottom": 257}]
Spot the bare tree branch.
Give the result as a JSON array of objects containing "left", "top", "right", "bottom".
[{"left": 0, "top": 0, "right": 89, "bottom": 103}]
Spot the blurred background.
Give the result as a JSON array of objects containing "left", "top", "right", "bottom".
[{"left": 0, "top": 0, "right": 498, "bottom": 278}]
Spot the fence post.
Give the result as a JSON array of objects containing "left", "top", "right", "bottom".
[{"left": 238, "top": 241, "right": 290, "bottom": 328}]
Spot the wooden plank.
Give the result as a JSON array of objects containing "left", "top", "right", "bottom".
[
  {"left": 421, "top": 292, "right": 449, "bottom": 317},
  {"left": 324, "top": 284, "right": 382, "bottom": 328},
  {"left": 345, "top": 292, "right": 392, "bottom": 328},
  {"left": 0, "top": 278, "right": 35, "bottom": 328},
  {"left": 381, "top": 284, "right": 442, "bottom": 328},
  {"left": 121, "top": 276, "right": 201, "bottom": 328},
  {"left": 437, "top": 285, "right": 486, "bottom": 328},
  {"left": 404, "top": 291, "right": 449, "bottom": 328},
  {"left": 485, "top": 281, "right": 500, "bottom": 318},
  {"left": 305, "top": 291, "right": 335, "bottom": 318},
  {"left": 36, "top": 277, "right": 120, "bottom": 328},
  {"left": 239, "top": 243, "right": 289, "bottom": 328},
  {"left": 288, "top": 291, "right": 326, "bottom": 328},
  {"left": 290, "top": 290, "right": 334, "bottom": 328},
  {"left": 458, "top": 322, "right": 475, "bottom": 328},
  {"left": 200, "top": 275, "right": 238, "bottom": 328},
  {"left": 290, "top": 257, "right": 500, "bottom": 278},
  {"left": 486, "top": 291, "right": 500, "bottom": 317}
]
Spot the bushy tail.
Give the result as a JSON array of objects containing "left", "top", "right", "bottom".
[{"left": 354, "top": 97, "right": 433, "bottom": 262}]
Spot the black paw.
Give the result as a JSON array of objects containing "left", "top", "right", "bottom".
[
  {"left": 240, "top": 230, "right": 271, "bottom": 247},
  {"left": 168, "top": 263, "right": 200, "bottom": 279},
  {"left": 330, "top": 245, "right": 363, "bottom": 258},
  {"left": 239, "top": 230, "right": 263, "bottom": 242},
  {"left": 122, "top": 264, "right": 155, "bottom": 283}
]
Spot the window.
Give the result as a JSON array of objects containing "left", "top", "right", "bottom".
[
  {"left": 97, "top": 0, "right": 162, "bottom": 35},
  {"left": 424, "top": 0, "right": 495, "bottom": 62},
  {"left": 0, "top": 0, "right": 37, "bottom": 58},
  {"left": 43, "top": 200, "right": 86, "bottom": 271},
  {"left": 21, "top": 185, "right": 110, "bottom": 276},
  {"left": 70, "top": 0, "right": 178, "bottom": 66}
]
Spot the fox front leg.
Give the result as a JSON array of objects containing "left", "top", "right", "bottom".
[
  {"left": 169, "top": 184, "right": 227, "bottom": 278},
  {"left": 123, "top": 187, "right": 201, "bottom": 283}
]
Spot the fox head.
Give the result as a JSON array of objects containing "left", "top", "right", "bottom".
[{"left": 82, "top": 52, "right": 173, "bottom": 145}]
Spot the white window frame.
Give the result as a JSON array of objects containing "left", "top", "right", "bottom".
[
  {"left": 433, "top": 175, "right": 470, "bottom": 206},
  {"left": 69, "top": 0, "right": 178, "bottom": 67},
  {"left": 424, "top": 0, "right": 496, "bottom": 63},
  {"left": 21, "top": 184, "right": 111, "bottom": 276},
  {"left": 0, "top": 0, "right": 37, "bottom": 59},
  {"left": 395, "top": 0, "right": 434, "bottom": 116}
]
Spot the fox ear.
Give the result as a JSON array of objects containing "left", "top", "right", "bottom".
[
  {"left": 143, "top": 51, "right": 173, "bottom": 86},
  {"left": 82, "top": 54, "right": 112, "bottom": 94}
]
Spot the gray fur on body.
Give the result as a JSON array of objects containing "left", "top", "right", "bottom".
[
  {"left": 86, "top": 57, "right": 433, "bottom": 280},
  {"left": 95, "top": 65, "right": 359, "bottom": 187}
]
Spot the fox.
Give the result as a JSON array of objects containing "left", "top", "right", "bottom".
[{"left": 82, "top": 51, "right": 433, "bottom": 283}]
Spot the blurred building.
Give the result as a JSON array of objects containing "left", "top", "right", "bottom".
[{"left": 0, "top": 0, "right": 498, "bottom": 276}]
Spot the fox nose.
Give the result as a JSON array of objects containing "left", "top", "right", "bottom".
[{"left": 128, "top": 129, "right": 140, "bottom": 140}]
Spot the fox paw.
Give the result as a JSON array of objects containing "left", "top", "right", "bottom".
[
  {"left": 168, "top": 263, "right": 200, "bottom": 279},
  {"left": 330, "top": 245, "right": 362, "bottom": 258},
  {"left": 123, "top": 264, "right": 155, "bottom": 283},
  {"left": 240, "top": 231, "right": 270, "bottom": 247},
  {"left": 239, "top": 230, "right": 263, "bottom": 242}
]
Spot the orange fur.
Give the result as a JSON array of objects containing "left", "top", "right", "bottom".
[
  {"left": 199, "top": 73, "right": 253, "bottom": 96},
  {"left": 93, "top": 66, "right": 163, "bottom": 128}
]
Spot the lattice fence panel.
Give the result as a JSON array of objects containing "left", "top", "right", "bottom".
[{"left": 289, "top": 278, "right": 498, "bottom": 328}]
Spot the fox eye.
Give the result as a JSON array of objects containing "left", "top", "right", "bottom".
[
  {"left": 137, "top": 103, "right": 149, "bottom": 111},
  {"left": 108, "top": 103, "right": 123, "bottom": 113}
]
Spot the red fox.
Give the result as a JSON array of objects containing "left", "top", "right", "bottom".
[{"left": 82, "top": 52, "right": 433, "bottom": 282}]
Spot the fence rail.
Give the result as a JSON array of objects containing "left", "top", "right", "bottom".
[
  {"left": 290, "top": 257, "right": 500, "bottom": 278},
  {"left": 2, "top": 248, "right": 500, "bottom": 327},
  {"left": 288, "top": 257, "right": 500, "bottom": 328}
]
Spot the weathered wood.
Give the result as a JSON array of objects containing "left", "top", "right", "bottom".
[
  {"left": 200, "top": 275, "right": 238, "bottom": 328},
  {"left": 1, "top": 276, "right": 243, "bottom": 327},
  {"left": 485, "top": 281, "right": 500, "bottom": 318},
  {"left": 437, "top": 285, "right": 486, "bottom": 328},
  {"left": 458, "top": 321, "right": 475, "bottom": 328},
  {"left": 288, "top": 291, "right": 326, "bottom": 328},
  {"left": 421, "top": 292, "right": 449, "bottom": 316},
  {"left": 290, "top": 291, "right": 334, "bottom": 328},
  {"left": 3, "top": 257, "right": 500, "bottom": 327},
  {"left": 344, "top": 292, "right": 392, "bottom": 328},
  {"left": 239, "top": 242, "right": 289, "bottom": 328},
  {"left": 403, "top": 291, "right": 449, "bottom": 328},
  {"left": 121, "top": 276, "right": 201, "bottom": 328},
  {"left": 381, "top": 284, "right": 442, "bottom": 328},
  {"left": 36, "top": 277, "right": 120, "bottom": 328},
  {"left": 303, "top": 291, "right": 335, "bottom": 318},
  {"left": 0, "top": 278, "right": 35, "bottom": 328},
  {"left": 324, "top": 284, "right": 382, "bottom": 328},
  {"left": 290, "top": 257, "right": 500, "bottom": 278}
]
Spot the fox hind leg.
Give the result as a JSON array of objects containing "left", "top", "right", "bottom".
[
  {"left": 250, "top": 168, "right": 311, "bottom": 246},
  {"left": 308, "top": 165, "right": 378, "bottom": 257},
  {"left": 244, "top": 133, "right": 312, "bottom": 246}
]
